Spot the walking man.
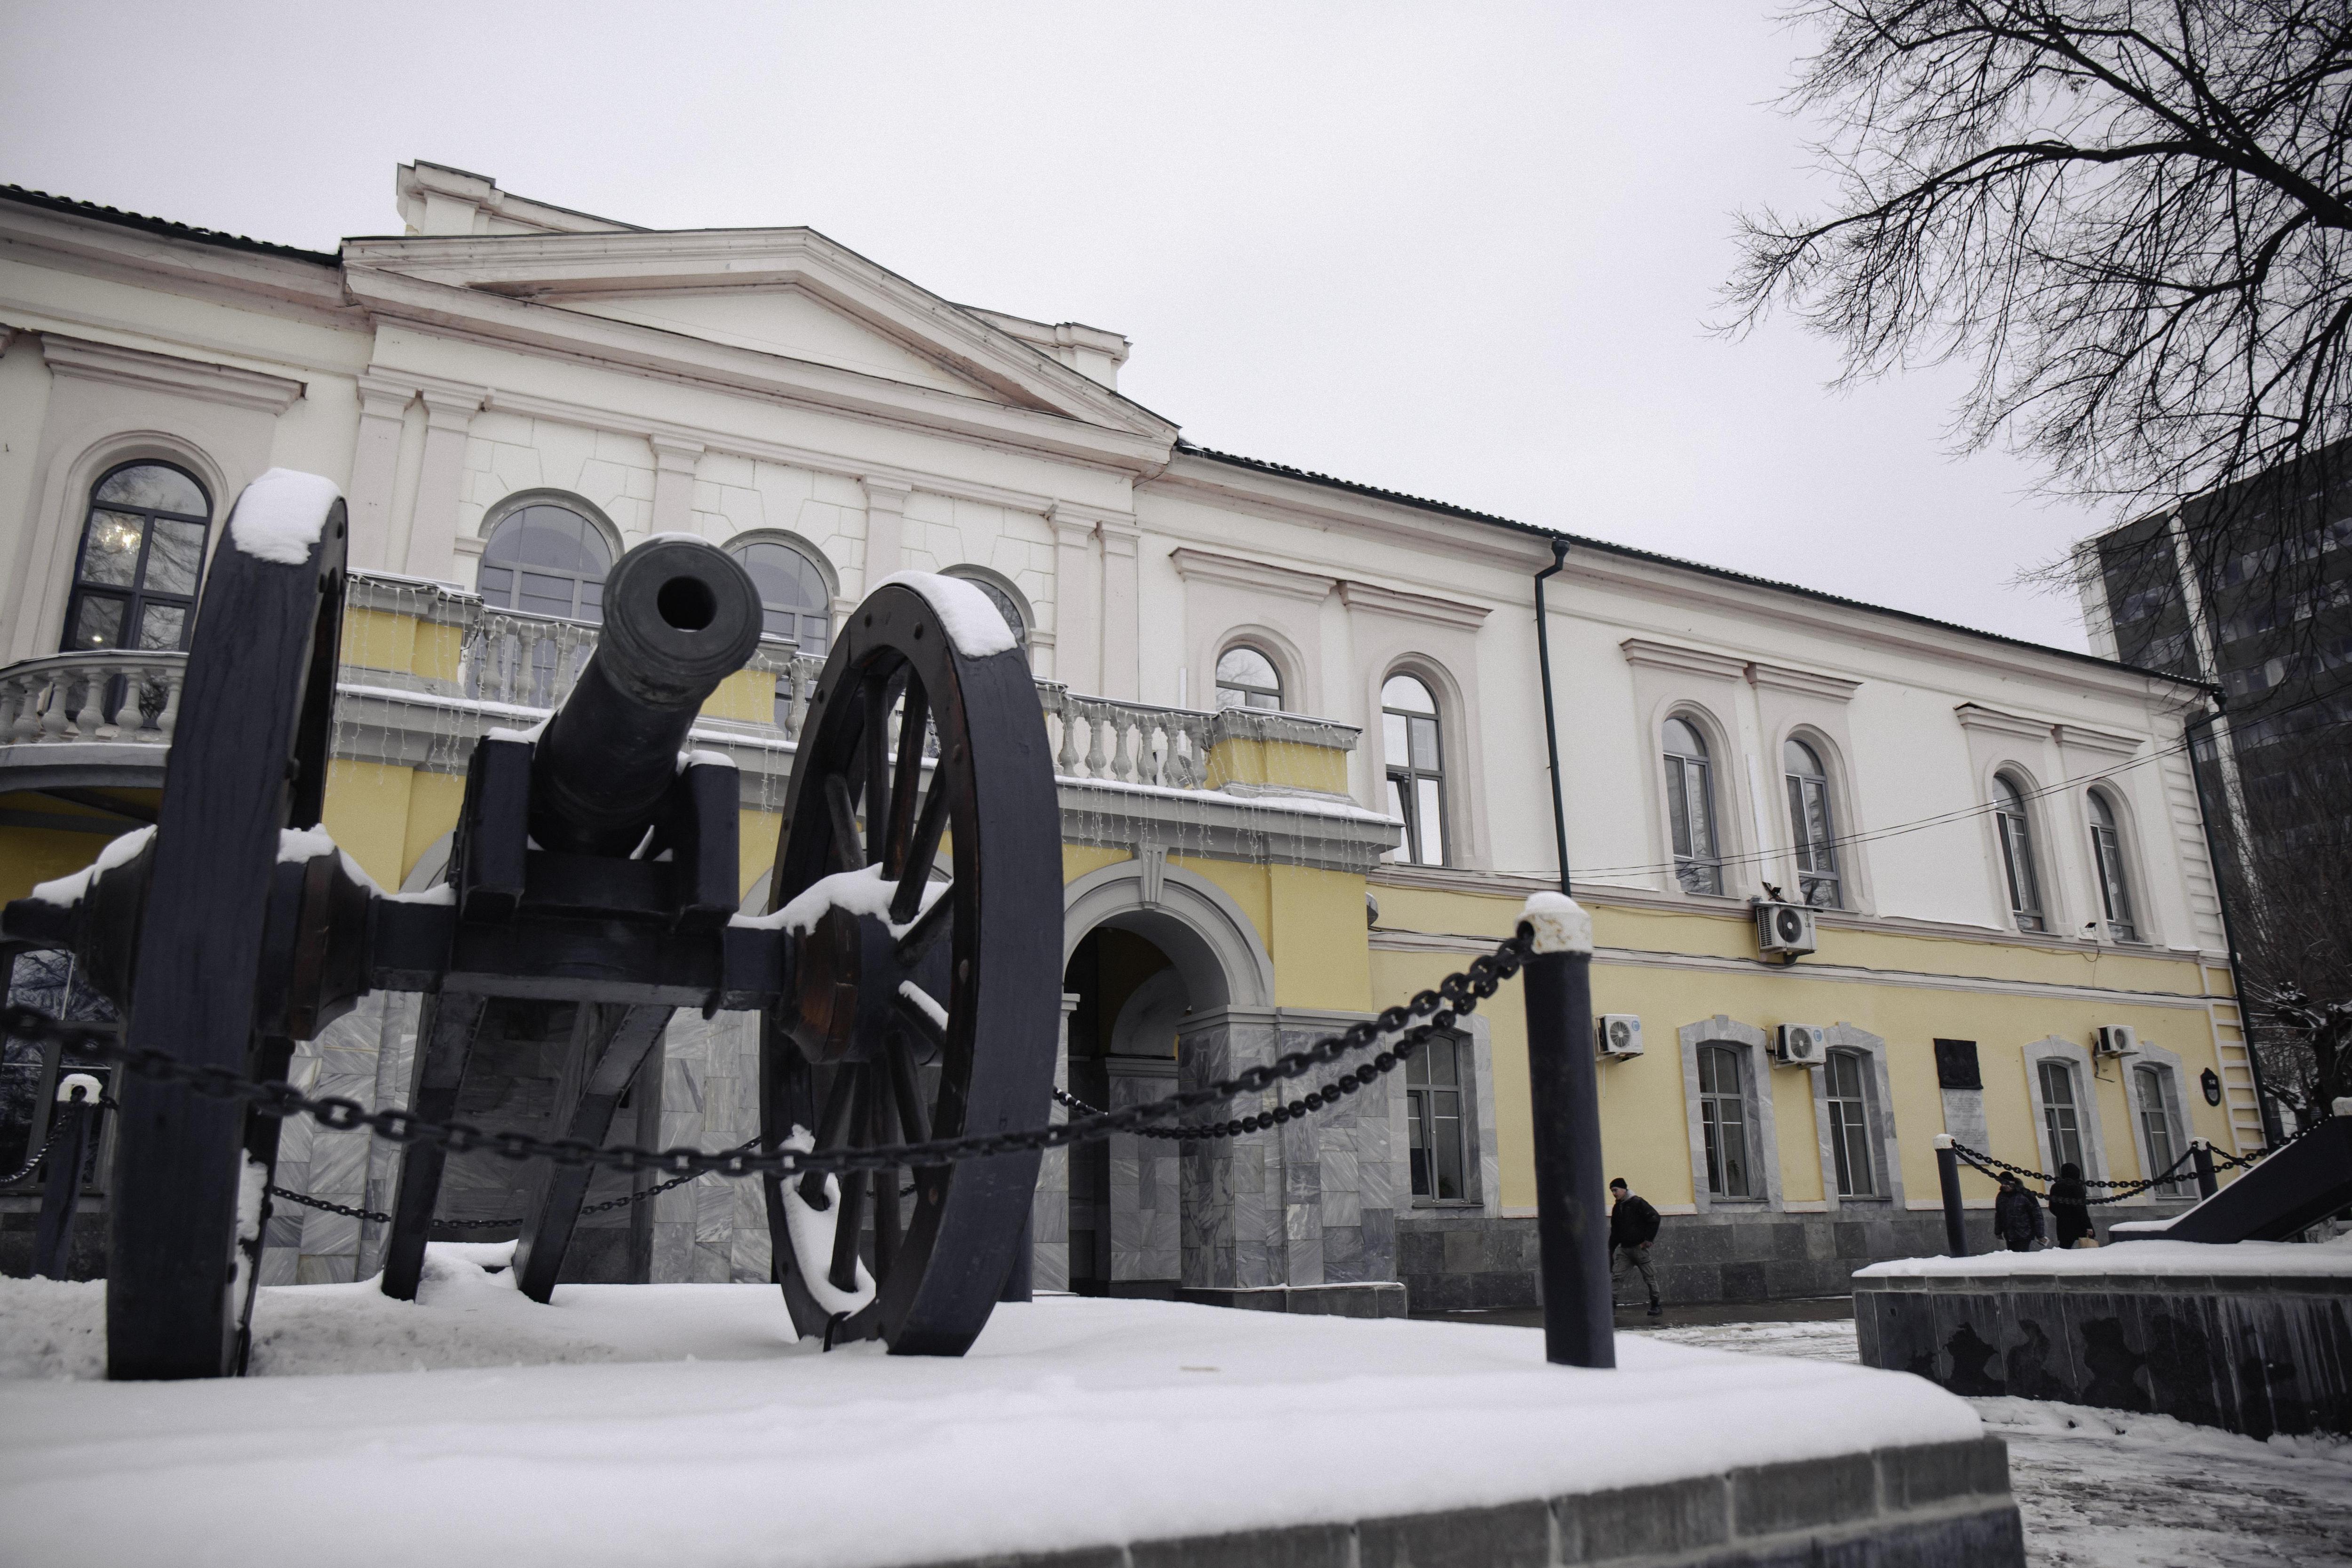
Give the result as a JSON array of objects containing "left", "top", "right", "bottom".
[
  {"left": 1608, "top": 1176, "right": 1662, "bottom": 1317},
  {"left": 1994, "top": 1171, "right": 2045, "bottom": 1253}
]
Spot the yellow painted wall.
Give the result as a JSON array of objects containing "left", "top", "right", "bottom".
[
  {"left": 1206, "top": 736, "right": 1351, "bottom": 796},
  {"left": 0, "top": 822, "right": 125, "bottom": 902},
  {"left": 320, "top": 760, "right": 464, "bottom": 891},
  {"left": 1266, "top": 864, "right": 1371, "bottom": 1011}
]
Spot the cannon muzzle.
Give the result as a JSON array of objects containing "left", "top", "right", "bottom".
[{"left": 528, "top": 537, "right": 763, "bottom": 855}]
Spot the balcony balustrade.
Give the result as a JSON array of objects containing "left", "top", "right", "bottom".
[{"left": 0, "top": 650, "right": 186, "bottom": 748}]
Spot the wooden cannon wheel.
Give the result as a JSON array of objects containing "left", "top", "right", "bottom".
[
  {"left": 762, "top": 579, "right": 1060, "bottom": 1355},
  {"left": 109, "top": 476, "right": 349, "bottom": 1380}
]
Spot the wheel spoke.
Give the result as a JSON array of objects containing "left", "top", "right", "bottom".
[
  {"left": 882, "top": 678, "right": 930, "bottom": 879},
  {"left": 869, "top": 1072, "right": 902, "bottom": 1277},
  {"left": 798, "top": 1061, "right": 860, "bottom": 1207},
  {"left": 827, "top": 1067, "right": 870, "bottom": 1294},
  {"left": 861, "top": 673, "right": 891, "bottom": 849},
  {"left": 825, "top": 772, "right": 866, "bottom": 872},
  {"left": 892, "top": 983, "right": 949, "bottom": 1061},
  {"left": 890, "top": 776, "right": 950, "bottom": 926},
  {"left": 883, "top": 1029, "right": 933, "bottom": 1147},
  {"left": 892, "top": 881, "right": 952, "bottom": 965}
]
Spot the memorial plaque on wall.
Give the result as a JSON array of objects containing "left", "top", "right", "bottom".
[{"left": 1934, "top": 1038, "right": 1981, "bottom": 1090}]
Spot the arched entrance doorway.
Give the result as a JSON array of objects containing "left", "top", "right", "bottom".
[{"left": 1057, "top": 860, "right": 1272, "bottom": 1297}]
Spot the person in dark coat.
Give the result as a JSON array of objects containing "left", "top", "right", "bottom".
[
  {"left": 1608, "top": 1177, "right": 1662, "bottom": 1316},
  {"left": 1994, "top": 1171, "right": 2046, "bottom": 1252},
  {"left": 2048, "top": 1162, "right": 2093, "bottom": 1248}
]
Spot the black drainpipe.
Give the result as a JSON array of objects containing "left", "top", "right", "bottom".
[
  {"left": 2185, "top": 704, "right": 2278, "bottom": 1145},
  {"left": 1534, "top": 537, "right": 1572, "bottom": 895}
]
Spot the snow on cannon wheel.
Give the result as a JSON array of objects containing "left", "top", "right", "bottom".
[
  {"left": 105, "top": 470, "right": 350, "bottom": 1381},
  {"left": 757, "top": 574, "right": 1059, "bottom": 1355}
]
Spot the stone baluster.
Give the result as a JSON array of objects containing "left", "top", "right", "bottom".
[
  {"left": 0, "top": 673, "right": 23, "bottom": 745},
  {"left": 1109, "top": 708, "right": 1136, "bottom": 782},
  {"left": 89, "top": 657, "right": 125, "bottom": 742},
  {"left": 1081, "top": 702, "right": 1109, "bottom": 779},
  {"left": 151, "top": 661, "right": 184, "bottom": 743},
  {"left": 38, "top": 668, "right": 83, "bottom": 743}
]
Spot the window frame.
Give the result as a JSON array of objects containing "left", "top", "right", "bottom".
[
  {"left": 1381, "top": 671, "right": 1449, "bottom": 868},
  {"left": 2038, "top": 1059, "right": 2087, "bottom": 1175},
  {"left": 1214, "top": 643, "right": 1284, "bottom": 712},
  {"left": 1782, "top": 736, "right": 1843, "bottom": 909},
  {"left": 2132, "top": 1059, "right": 2192, "bottom": 1197},
  {"left": 2087, "top": 789, "right": 2141, "bottom": 943},
  {"left": 1994, "top": 772, "right": 2048, "bottom": 933},
  {"left": 61, "top": 459, "right": 213, "bottom": 655},
  {"left": 1663, "top": 713, "right": 1725, "bottom": 896},
  {"left": 1404, "top": 1032, "right": 1478, "bottom": 1206},
  {"left": 1697, "top": 1043, "right": 1755, "bottom": 1199},
  {"left": 1823, "top": 1048, "right": 1876, "bottom": 1197},
  {"left": 476, "top": 495, "right": 618, "bottom": 624}
]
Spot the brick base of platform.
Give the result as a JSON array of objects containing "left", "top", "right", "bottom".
[{"left": 927, "top": 1438, "right": 2021, "bottom": 1568}]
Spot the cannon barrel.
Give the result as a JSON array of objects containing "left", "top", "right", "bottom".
[{"left": 527, "top": 537, "right": 764, "bottom": 856}]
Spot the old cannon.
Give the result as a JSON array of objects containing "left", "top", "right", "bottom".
[{"left": 3, "top": 471, "right": 1060, "bottom": 1378}]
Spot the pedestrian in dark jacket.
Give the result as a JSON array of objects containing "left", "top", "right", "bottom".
[
  {"left": 1608, "top": 1177, "right": 1662, "bottom": 1316},
  {"left": 1994, "top": 1171, "right": 2045, "bottom": 1252},
  {"left": 2048, "top": 1162, "right": 2092, "bottom": 1249}
]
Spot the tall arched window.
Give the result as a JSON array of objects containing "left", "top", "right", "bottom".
[
  {"left": 63, "top": 462, "right": 211, "bottom": 652},
  {"left": 1216, "top": 645, "right": 1281, "bottom": 711},
  {"left": 727, "top": 538, "right": 832, "bottom": 654},
  {"left": 1824, "top": 1049, "right": 1874, "bottom": 1197},
  {"left": 478, "top": 502, "right": 612, "bottom": 622},
  {"left": 2088, "top": 791, "right": 2138, "bottom": 941},
  {"left": 1994, "top": 774, "right": 2046, "bottom": 932},
  {"left": 2135, "top": 1063, "right": 2187, "bottom": 1196},
  {"left": 1698, "top": 1043, "right": 1751, "bottom": 1197},
  {"left": 1784, "top": 739, "right": 1841, "bottom": 908},
  {"left": 1664, "top": 717, "right": 1723, "bottom": 895},
  {"left": 1382, "top": 674, "right": 1446, "bottom": 866},
  {"left": 2039, "top": 1059, "right": 2085, "bottom": 1173}
]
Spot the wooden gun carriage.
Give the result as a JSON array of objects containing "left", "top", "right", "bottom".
[{"left": 3, "top": 471, "right": 1061, "bottom": 1379}]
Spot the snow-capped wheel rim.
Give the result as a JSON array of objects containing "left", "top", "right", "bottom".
[
  {"left": 760, "top": 580, "right": 1059, "bottom": 1355},
  {"left": 108, "top": 477, "right": 349, "bottom": 1379}
]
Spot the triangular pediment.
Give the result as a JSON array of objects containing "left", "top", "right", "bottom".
[
  {"left": 554, "top": 284, "right": 997, "bottom": 398},
  {"left": 340, "top": 227, "right": 1175, "bottom": 446}
]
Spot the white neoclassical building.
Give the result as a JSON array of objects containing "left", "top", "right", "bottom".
[{"left": 0, "top": 164, "right": 2257, "bottom": 1307}]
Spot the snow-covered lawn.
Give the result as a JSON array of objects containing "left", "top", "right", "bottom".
[
  {"left": 1634, "top": 1318, "right": 2352, "bottom": 1568},
  {"left": 0, "top": 1247, "right": 1977, "bottom": 1568}
]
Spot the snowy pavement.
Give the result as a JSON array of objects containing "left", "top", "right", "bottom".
[
  {"left": 1633, "top": 1318, "right": 2352, "bottom": 1568},
  {"left": 0, "top": 1248, "right": 1979, "bottom": 1568}
]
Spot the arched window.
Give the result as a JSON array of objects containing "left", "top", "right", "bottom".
[
  {"left": 63, "top": 462, "right": 211, "bottom": 652},
  {"left": 1663, "top": 717, "right": 1723, "bottom": 895},
  {"left": 1697, "top": 1043, "right": 1751, "bottom": 1197},
  {"left": 1216, "top": 645, "right": 1281, "bottom": 711},
  {"left": 1784, "top": 739, "right": 1841, "bottom": 908},
  {"left": 1994, "top": 774, "right": 2046, "bottom": 932},
  {"left": 942, "top": 568, "right": 1026, "bottom": 655},
  {"left": 727, "top": 539, "right": 832, "bottom": 654},
  {"left": 2135, "top": 1063, "right": 2188, "bottom": 1196},
  {"left": 2039, "top": 1059, "right": 2085, "bottom": 1173},
  {"left": 2089, "top": 791, "right": 2138, "bottom": 941},
  {"left": 1824, "top": 1049, "right": 1874, "bottom": 1197},
  {"left": 1382, "top": 674, "right": 1446, "bottom": 866},
  {"left": 478, "top": 502, "right": 612, "bottom": 622}
]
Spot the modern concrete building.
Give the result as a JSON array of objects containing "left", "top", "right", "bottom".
[{"left": 0, "top": 164, "right": 2259, "bottom": 1305}]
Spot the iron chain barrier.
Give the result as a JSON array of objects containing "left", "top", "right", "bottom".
[
  {"left": 267, "top": 1138, "right": 759, "bottom": 1229},
  {"left": 0, "top": 930, "right": 1530, "bottom": 1187},
  {"left": 1949, "top": 1140, "right": 2196, "bottom": 1204}
]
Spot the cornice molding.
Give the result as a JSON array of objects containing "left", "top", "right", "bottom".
[
  {"left": 1169, "top": 547, "right": 1335, "bottom": 604},
  {"left": 38, "top": 330, "right": 305, "bottom": 414},
  {"left": 1619, "top": 637, "right": 1748, "bottom": 683},
  {"left": 2055, "top": 722, "right": 2145, "bottom": 758},
  {"left": 1748, "top": 661, "right": 1861, "bottom": 703},
  {"left": 1954, "top": 702, "right": 2058, "bottom": 743},
  {"left": 1338, "top": 578, "right": 1490, "bottom": 630}
]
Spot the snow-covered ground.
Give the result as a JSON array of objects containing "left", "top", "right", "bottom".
[
  {"left": 1634, "top": 1318, "right": 2352, "bottom": 1568},
  {"left": 0, "top": 1247, "right": 1978, "bottom": 1568}
]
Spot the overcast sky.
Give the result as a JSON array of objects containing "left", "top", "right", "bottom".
[{"left": 1, "top": 1, "right": 2102, "bottom": 649}]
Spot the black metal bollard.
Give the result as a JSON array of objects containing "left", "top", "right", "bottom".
[
  {"left": 32, "top": 1075, "right": 103, "bottom": 1280},
  {"left": 1934, "top": 1135, "right": 1968, "bottom": 1257},
  {"left": 1520, "top": 896, "right": 1613, "bottom": 1369},
  {"left": 2192, "top": 1139, "right": 2218, "bottom": 1200}
]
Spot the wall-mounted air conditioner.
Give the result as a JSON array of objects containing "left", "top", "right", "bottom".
[
  {"left": 1597, "top": 1014, "right": 1644, "bottom": 1059},
  {"left": 2095, "top": 1024, "right": 2140, "bottom": 1059},
  {"left": 1756, "top": 901, "right": 1818, "bottom": 961},
  {"left": 1776, "top": 1023, "right": 1828, "bottom": 1066}
]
